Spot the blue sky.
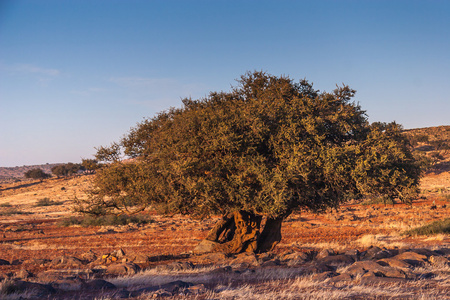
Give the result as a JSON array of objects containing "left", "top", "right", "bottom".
[{"left": 1, "top": 0, "right": 449, "bottom": 167}]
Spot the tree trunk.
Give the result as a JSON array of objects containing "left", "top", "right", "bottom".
[
  {"left": 256, "top": 216, "right": 284, "bottom": 253},
  {"left": 202, "top": 211, "right": 288, "bottom": 254}
]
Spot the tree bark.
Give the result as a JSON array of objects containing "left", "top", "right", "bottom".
[
  {"left": 202, "top": 211, "right": 287, "bottom": 254},
  {"left": 256, "top": 216, "right": 284, "bottom": 253}
]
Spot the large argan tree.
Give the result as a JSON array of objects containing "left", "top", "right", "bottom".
[{"left": 78, "top": 71, "right": 421, "bottom": 253}]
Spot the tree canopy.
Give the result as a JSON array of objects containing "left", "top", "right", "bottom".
[{"left": 78, "top": 71, "right": 422, "bottom": 253}]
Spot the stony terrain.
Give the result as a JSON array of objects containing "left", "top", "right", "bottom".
[{"left": 0, "top": 126, "right": 449, "bottom": 299}]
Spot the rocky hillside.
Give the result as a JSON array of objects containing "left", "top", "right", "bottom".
[{"left": 0, "top": 163, "right": 61, "bottom": 182}]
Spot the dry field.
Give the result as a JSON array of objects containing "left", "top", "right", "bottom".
[{"left": 0, "top": 129, "right": 450, "bottom": 299}]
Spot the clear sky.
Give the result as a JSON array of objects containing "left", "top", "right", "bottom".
[{"left": 1, "top": 0, "right": 449, "bottom": 167}]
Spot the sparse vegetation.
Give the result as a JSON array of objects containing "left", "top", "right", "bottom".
[
  {"left": 34, "top": 198, "right": 63, "bottom": 207},
  {"left": 0, "top": 202, "right": 12, "bottom": 207},
  {"left": 0, "top": 207, "right": 30, "bottom": 216},
  {"left": 404, "top": 218, "right": 450, "bottom": 236},
  {"left": 60, "top": 213, "right": 154, "bottom": 227}
]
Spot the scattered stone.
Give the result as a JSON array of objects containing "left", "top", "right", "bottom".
[
  {"left": 50, "top": 256, "right": 84, "bottom": 268},
  {"left": 377, "top": 258, "right": 412, "bottom": 269},
  {"left": 316, "top": 248, "right": 335, "bottom": 259},
  {"left": 12, "top": 269, "right": 32, "bottom": 279},
  {"left": 311, "top": 271, "right": 338, "bottom": 281},
  {"left": 345, "top": 261, "right": 407, "bottom": 278},
  {"left": 193, "top": 240, "right": 219, "bottom": 254},
  {"left": 317, "top": 254, "right": 355, "bottom": 267},
  {"left": 131, "top": 280, "right": 194, "bottom": 297},
  {"left": 106, "top": 263, "right": 140, "bottom": 276},
  {"left": 429, "top": 255, "right": 449, "bottom": 267},
  {"left": 197, "top": 252, "right": 228, "bottom": 264},
  {"left": 230, "top": 252, "right": 259, "bottom": 267},
  {"left": 1, "top": 280, "right": 55, "bottom": 297},
  {"left": 82, "top": 279, "right": 116, "bottom": 290},
  {"left": 80, "top": 250, "right": 97, "bottom": 262}
]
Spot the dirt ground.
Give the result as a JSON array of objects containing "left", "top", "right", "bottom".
[{"left": 0, "top": 170, "right": 449, "bottom": 278}]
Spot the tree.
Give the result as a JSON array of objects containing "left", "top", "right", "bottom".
[
  {"left": 77, "top": 71, "right": 422, "bottom": 253},
  {"left": 24, "top": 168, "right": 50, "bottom": 180},
  {"left": 81, "top": 158, "right": 101, "bottom": 172},
  {"left": 52, "top": 163, "right": 82, "bottom": 177}
]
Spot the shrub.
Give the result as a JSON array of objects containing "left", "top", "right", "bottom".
[
  {"left": 24, "top": 168, "right": 50, "bottom": 180},
  {"left": 404, "top": 218, "right": 450, "bottom": 236},
  {"left": 35, "top": 198, "right": 63, "bottom": 207}
]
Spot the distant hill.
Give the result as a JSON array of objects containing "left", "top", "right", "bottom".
[{"left": 0, "top": 163, "right": 62, "bottom": 181}]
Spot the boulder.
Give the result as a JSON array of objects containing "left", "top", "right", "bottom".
[
  {"left": 1, "top": 280, "right": 55, "bottom": 297},
  {"left": 316, "top": 249, "right": 335, "bottom": 259},
  {"left": 106, "top": 263, "right": 140, "bottom": 276},
  {"left": 193, "top": 240, "right": 219, "bottom": 254},
  {"left": 317, "top": 254, "right": 355, "bottom": 267},
  {"left": 345, "top": 261, "right": 407, "bottom": 278},
  {"left": 82, "top": 279, "right": 116, "bottom": 290}
]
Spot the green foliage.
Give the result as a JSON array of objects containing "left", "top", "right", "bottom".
[
  {"left": 60, "top": 214, "right": 153, "bottom": 227},
  {"left": 24, "top": 168, "right": 50, "bottom": 180},
  {"left": 404, "top": 218, "right": 450, "bottom": 236},
  {"left": 81, "top": 158, "right": 101, "bottom": 171},
  {"left": 51, "top": 163, "right": 83, "bottom": 177},
  {"left": 79, "top": 71, "right": 421, "bottom": 219},
  {"left": 35, "top": 198, "right": 63, "bottom": 207}
]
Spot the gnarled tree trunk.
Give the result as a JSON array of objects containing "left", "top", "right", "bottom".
[{"left": 203, "top": 211, "right": 287, "bottom": 254}]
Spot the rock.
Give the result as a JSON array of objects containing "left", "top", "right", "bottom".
[
  {"left": 429, "top": 255, "right": 449, "bottom": 267},
  {"left": 106, "top": 263, "right": 140, "bottom": 276},
  {"left": 311, "top": 271, "right": 339, "bottom": 281},
  {"left": 316, "top": 248, "right": 335, "bottom": 259},
  {"left": 82, "top": 279, "right": 116, "bottom": 290},
  {"left": 230, "top": 252, "right": 259, "bottom": 267},
  {"left": 0, "top": 258, "right": 10, "bottom": 265},
  {"left": 345, "top": 261, "right": 407, "bottom": 278},
  {"left": 126, "top": 253, "right": 150, "bottom": 264},
  {"left": 260, "top": 259, "right": 281, "bottom": 267},
  {"left": 12, "top": 269, "right": 32, "bottom": 279},
  {"left": 395, "top": 251, "right": 427, "bottom": 261},
  {"left": 1, "top": 280, "right": 55, "bottom": 297},
  {"left": 131, "top": 280, "right": 194, "bottom": 297},
  {"left": 193, "top": 240, "right": 219, "bottom": 254},
  {"left": 196, "top": 252, "right": 228, "bottom": 264},
  {"left": 344, "top": 249, "right": 360, "bottom": 261},
  {"left": 302, "top": 262, "right": 334, "bottom": 274},
  {"left": 282, "top": 251, "right": 309, "bottom": 263},
  {"left": 50, "top": 256, "right": 84, "bottom": 268},
  {"left": 317, "top": 254, "right": 355, "bottom": 267},
  {"left": 377, "top": 258, "right": 411, "bottom": 269},
  {"left": 361, "top": 246, "right": 382, "bottom": 259},
  {"left": 393, "top": 251, "right": 427, "bottom": 266},
  {"left": 80, "top": 250, "right": 97, "bottom": 262}
]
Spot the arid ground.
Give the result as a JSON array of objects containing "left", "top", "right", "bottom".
[{"left": 0, "top": 127, "right": 449, "bottom": 299}]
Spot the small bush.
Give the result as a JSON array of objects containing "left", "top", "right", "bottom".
[
  {"left": 403, "top": 218, "right": 450, "bottom": 236},
  {"left": 24, "top": 168, "right": 50, "bottom": 180},
  {"left": 35, "top": 198, "right": 63, "bottom": 207},
  {"left": 0, "top": 202, "right": 12, "bottom": 207},
  {"left": 60, "top": 214, "right": 153, "bottom": 227}
]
